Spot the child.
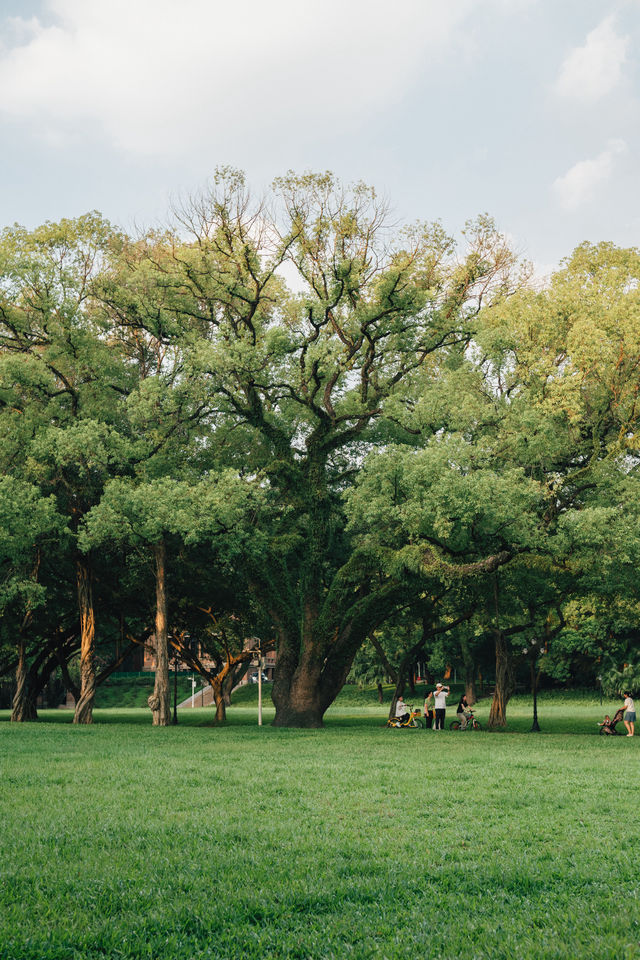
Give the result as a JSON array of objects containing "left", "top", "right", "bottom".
[{"left": 597, "top": 714, "right": 612, "bottom": 734}]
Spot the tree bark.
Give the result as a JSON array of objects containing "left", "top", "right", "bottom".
[
  {"left": 463, "top": 664, "right": 477, "bottom": 706},
  {"left": 272, "top": 657, "right": 326, "bottom": 728},
  {"left": 212, "top": 680, "right": 226, "bottom": 723},
  {"left": 11, "top": 638, "right": 37, "bottom": 722},
  {"left": 460, "top": 634, "right": 477, "bottom": 705},
  {"left": 74, "top": 557, "right": 96, "bottom": 724},
  {"left": 149, "top": 540, "right": 171, "bottom": 726},
  {"left": 488, "top": 628, "right": 515, "bottom": 728}
]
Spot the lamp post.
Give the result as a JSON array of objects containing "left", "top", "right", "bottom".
[
  {"left": 523, "top": 639, "right": 541, "bottom": 732},
  {"left": 172, "top": 654, "right": 179, "bottom": 725},
  {"left": 257, "top": 645, "right": 263, "bottom": 727},
  {"left": 597, "top": 675, "right": 602, "bottom": 705}
]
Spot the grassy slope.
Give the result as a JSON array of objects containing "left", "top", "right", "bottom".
[
  {"left": 0, "top": 693, "right": 638, "bottom": 960},
  {"left": 93, "top": 674, "right": 200, "bottom": 709}
]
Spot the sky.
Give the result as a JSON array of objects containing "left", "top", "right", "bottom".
[{"left": 0, "top": 0, "right": 638, "bottom": 274}]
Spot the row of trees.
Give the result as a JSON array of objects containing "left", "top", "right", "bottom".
[{"left": 1, "top": 170, "right": 639, "bottom": 727}]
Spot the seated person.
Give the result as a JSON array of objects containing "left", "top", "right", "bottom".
[
  {"left": 456, "top": 693, "right": 470, "bottom": 728},
  {"left": 598, "top": 714, "right": 612, "bottom": 733},
  {"left": 395, "top": 696, "right": 410, "bottom": 724}
]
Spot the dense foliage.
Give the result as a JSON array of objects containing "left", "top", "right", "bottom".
[{"left": 1, "top": 173, "right": 639, "bottom": 727}]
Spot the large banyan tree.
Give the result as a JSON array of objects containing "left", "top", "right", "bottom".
[{"left": 99, "top": 170, "right": 522, "bottom": 727}]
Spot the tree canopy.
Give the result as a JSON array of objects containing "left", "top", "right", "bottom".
[{"left": 1, "top": 173, "right": 639, "bottom": 727}]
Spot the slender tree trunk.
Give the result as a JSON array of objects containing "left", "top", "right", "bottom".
[
  {"left": 377, "top": 681, "right": 384, "bottom": 704},
  {"left": 74, "top": 557, "right": 96, "bottom": 724},
  {"left": 11, "top": 638, "right": 37, "bottom": 722},
  {"left": 212, "top": 680, "right": 226, "bottom": 724},
  {"left": 221, "top": 661, "right": 250, "bottom": 706},
  {"left": 464, "top": 664, "right": 477, "bottom": 705},
  {"left": 460, "top": 635, "right": 477, "bottom": 705},
  {"left": 148, "top": 540, "right": 170, "bottom": 726},
  {"left": 390, "top": 675, "right": 407, "bottom": 721},
  {"left": 222, "top": 673, "right": 233, "bottom": 707},
  {"left": 488, "top": 629, "right": 515, "bottom": 728}
]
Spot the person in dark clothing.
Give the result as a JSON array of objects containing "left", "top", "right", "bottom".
[{"left": 456, "top": 693, "right": 470, "bottom": 729}]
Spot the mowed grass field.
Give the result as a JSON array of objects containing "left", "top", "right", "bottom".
[{"left": 0, "top": 691, "right": 638, "bottom": 960}]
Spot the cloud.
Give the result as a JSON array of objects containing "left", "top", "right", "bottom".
[
  {"left": 555, "top": 16, "right": 629, "bottom": 102},
  {"left": 0, "top": 0, "right": 477, "bottom": 158},
  {"left": 552, "top": 139, "right": 627, "bottom": 211}
]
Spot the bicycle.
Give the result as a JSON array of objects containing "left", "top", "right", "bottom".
[
  {"left": 449, "top": 709, "right": 482, "bottom": 731},
  {"left": 387, "top": 705, "right": 423, "bottom": 728}
]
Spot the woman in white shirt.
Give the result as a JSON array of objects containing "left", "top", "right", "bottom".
[
  {"left": 623, "top": 692, "right": 635, "bottom": 737},
  {"left": 433, "top": 682, "right": 450, "bottom": 730}
]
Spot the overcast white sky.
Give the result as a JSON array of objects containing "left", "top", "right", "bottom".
[{"left": 0, "top": 0, "right": 638, "bottom": 272}]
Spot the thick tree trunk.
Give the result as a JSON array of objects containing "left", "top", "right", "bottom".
[
  {"left": 488, "top": 629, "right": 515, "bottom": 728},
  {"left": 273, "top": 630, "right": 364, "bottom": 727},
  {"left": 11, "top": 638, "right": 37, "bottom": 722},
  {"left": 271, "top": 624, "right": 351, "bottom": 727},
  {"left": 272, "top": 662, "right": 326, "bottom": 727},
  {"left": 148, "top": 540, "right": 170, "bottom": 726},
  {"left": 74, "top": 558, "right": 96, "bottom": 724}
]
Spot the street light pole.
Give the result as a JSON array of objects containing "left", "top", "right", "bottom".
[
  {"left": 530, "top": 640, "right": 540, "bottom": 732},
  {"left": 172, "top": 655, "right": 178, "bottom": 725},
  {"left": 257, "top": 648, "right": 263, "bottom": 727},
  {"left": 530, "top": 659, "right": 540, "bottom": 732}
]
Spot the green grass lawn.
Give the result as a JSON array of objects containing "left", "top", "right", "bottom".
[{"left": 0, "top": 691, "right": 638, "bottom": 959}]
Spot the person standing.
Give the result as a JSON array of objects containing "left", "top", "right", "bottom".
[
  {"left": 423, "top": 690, "right": 434, "bottom": 729},
  {"left": 623, "top": 691, "right": 636, "bottom": 737},
  {"left": 433, "top": 682, "right": 450, "bottom": 730}
]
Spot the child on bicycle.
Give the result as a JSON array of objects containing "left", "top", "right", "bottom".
[{"left": 456, "top": 693, "right": 470, "bottom": 729}]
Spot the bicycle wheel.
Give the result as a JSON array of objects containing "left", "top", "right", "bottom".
[
  {"left": 410, "top": 717, "right": 423, "bottom": 728},
  {"left": 472, "top": 719, "right": 482, "bottom": 730},
  {"left": 449, "top": 719, "right": 461, "bottom": 730}
]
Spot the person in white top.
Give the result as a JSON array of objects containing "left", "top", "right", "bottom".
[
  {"left": 623, "top": 691, "right": 635, "bottom": 737},
  {"left": 433, "top": 682, "right": 450, "bottom": 730},
  {"left": 395, "top": 696, "right": 410, "bottom": 725}
]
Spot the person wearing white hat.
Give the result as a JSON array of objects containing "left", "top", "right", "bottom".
[{"left": 433, "top": 682, "right": 450, "bottom": 730}]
